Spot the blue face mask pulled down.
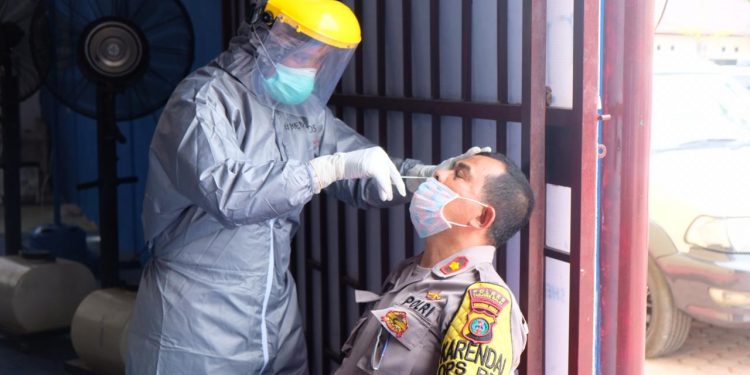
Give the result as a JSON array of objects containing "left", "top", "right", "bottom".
[{"left": 263, "top": 64, "right": 317, "bottom": 105}]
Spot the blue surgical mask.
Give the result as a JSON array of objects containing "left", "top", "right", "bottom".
[
  {"left": 409, "top": 178, "right": 488, "bottom": 238},
  {"left": 263, "top": 64, "right": 317, "bottom": 105}
]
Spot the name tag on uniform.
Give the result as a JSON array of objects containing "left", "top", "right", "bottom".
[{"left": 400, "top": 295, "right": 438, "bottom": 320}]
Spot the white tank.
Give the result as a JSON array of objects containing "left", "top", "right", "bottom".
[
  {"left": 0, "top": 255, "right": 97, "bottom": 334},
  {"left": 71, "top": 288, "right": 136, "bottom": 375}
]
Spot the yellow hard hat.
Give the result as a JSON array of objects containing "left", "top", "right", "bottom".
[{"left": 265, "top": 0, "right": 361, "bottom": 49}]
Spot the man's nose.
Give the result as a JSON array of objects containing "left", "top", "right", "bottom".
[{"left": 434, "top": 169, "right": 449, "bottom": 182}]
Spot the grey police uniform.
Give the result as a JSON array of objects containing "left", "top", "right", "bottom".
[{"left": 335, "top": 245, "right": 528, "bottom": 374}]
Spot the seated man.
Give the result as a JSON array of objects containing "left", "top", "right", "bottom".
[{"left": 336, "top": 152, "right": 533, "bottom": 374}]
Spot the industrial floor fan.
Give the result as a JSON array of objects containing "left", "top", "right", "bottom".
[
  {"left": 31, "top": 1, "right": 194, "bottom": 373},
  {"left": 34, "top": 0, "right": 194, "bottom": 289}
]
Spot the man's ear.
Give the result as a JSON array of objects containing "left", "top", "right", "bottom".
[{"left": 469, "top": 206, "right": 495, "bottom": 230}]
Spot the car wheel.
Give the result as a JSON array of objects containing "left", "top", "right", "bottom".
[{"left": 646, "top": 257, "right": 692, "bottom": 357}]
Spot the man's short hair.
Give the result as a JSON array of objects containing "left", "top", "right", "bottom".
[{"left": 478, "top": 152, "right": 535, "bottom": 247}]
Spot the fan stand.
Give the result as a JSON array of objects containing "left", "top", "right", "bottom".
[
  {"left": 96, "top": 83, "right": 120, "bottom": 288},
  {"left": 0, "top": 23, "right": 24, "bottom": 256},
  {"left": 88, "top": 82, "right": 138, "bottom": 288},
  {"left": 72, "top": 17, "right": 148, "bottom": 288}
]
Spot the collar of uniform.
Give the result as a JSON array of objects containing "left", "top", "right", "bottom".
[
  {"left": 391, "top": 255, "right": 427, "bottom": 289},
  {"left": 431, "top": 245, "right": 496, "bottom": 279}
]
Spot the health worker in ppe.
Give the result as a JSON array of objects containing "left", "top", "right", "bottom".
[{"left": 126, "top": 0, "right": 489, "bottom": 373}]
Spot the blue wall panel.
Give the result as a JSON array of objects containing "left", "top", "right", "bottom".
[{"left": 41, "top": 0, "right": 223, "bottom": 256}]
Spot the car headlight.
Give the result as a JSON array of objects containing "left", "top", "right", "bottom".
[
  {"left": 685, "top": 216, "right": 750, "bottom": 253},
  {"left": 709, "top": 287, "right": 750, "bottom": 306}
]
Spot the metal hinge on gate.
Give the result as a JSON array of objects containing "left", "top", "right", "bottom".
[{"left": 597, "top": 95, "right": 610, "bottom": 158}]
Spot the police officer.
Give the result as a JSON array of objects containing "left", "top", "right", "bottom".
[{"left": 337, "top": 153, "right": 533, "bottom": 374}]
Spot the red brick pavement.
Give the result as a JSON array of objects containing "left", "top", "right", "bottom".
[{"left": 645, "top": 321, "right": 750, "bottom": 374}]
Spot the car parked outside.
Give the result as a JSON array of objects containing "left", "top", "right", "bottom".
[{"left": 646, "top": 57, "right": 750, "bottom": 357}]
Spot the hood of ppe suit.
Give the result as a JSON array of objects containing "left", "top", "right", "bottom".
[{"left": 214, "top": 22, "right": 264, "bottom": 94}]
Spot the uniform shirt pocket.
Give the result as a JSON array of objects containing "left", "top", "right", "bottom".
[{"left": 354, "top": 308, "right": 438, "bottom": 374}]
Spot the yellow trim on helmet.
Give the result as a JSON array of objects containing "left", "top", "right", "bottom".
[{"left": 265, "top": 0, "right": 361, "bottom": 49}]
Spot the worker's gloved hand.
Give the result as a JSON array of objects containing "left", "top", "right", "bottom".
[
  {"left": 403, "top": 146, "right": 492, "bottom": 192},
  {"left": 309, "top": 146, "right": 407, "bottom": 201}
]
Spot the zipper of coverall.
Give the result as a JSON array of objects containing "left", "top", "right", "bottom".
[
  {"left": 259, "top": 219, "right": 275, "bottom": 372},
  {"left": 259, "top": 108, "right": 281, "bottom": 372}
]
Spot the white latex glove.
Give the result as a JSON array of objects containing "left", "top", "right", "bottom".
[
  {"left": 309, "top": 146, "right": 407, "bottom": 201},
  {"left": 403, "top": 146, "right": 492, "bottom": 192}
]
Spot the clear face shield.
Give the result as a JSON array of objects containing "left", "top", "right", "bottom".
[{"left": 251, "top": 20, "right": 356, "bottom": 116}]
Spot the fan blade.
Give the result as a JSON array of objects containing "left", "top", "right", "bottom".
[
  {"left": 149, "top": 45, "right": 191, "bottom": 58},
  {"left": 86, "top": 0, "right": 105, "bottom": 18},
  {"left": 141, "top": 14, "right": 184, "bottom": 35},
  {"left": 111, "top": 0, "right": 132, "bottom": 18},
  {"left": 126, "top": 0, "right": 150, "bottom": 25},
  {"left": 61, "top": 0, "right": 95, "bottom": 29}
]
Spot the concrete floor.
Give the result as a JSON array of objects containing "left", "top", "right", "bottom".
[{"left": 0, "top": 331, "right": 77, "bottom": 374}]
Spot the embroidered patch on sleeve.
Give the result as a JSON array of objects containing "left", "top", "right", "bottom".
[{"left": 438, "top": 282, "right": 515, "bottom": 375}]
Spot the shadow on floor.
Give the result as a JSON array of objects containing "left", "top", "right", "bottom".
[{"left": 0, "top": 331, "right": 77, "bottom": 374}]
